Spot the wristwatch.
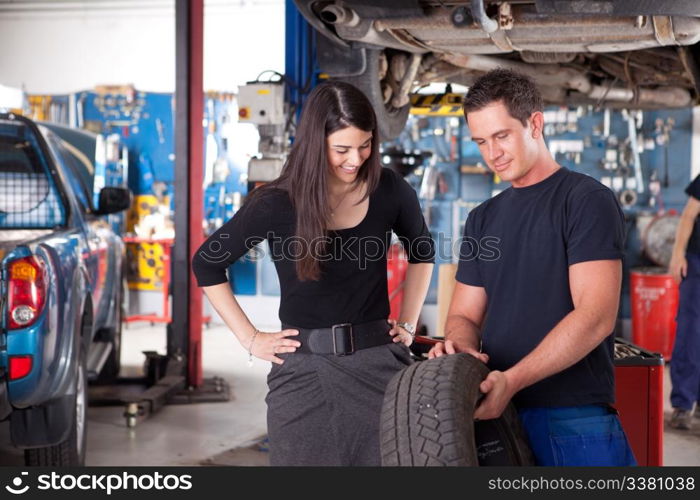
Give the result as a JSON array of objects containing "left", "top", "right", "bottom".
[{"left": 397, "top": 322, "right": 416, "bottom": 337}]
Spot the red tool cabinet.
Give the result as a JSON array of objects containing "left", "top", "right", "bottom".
[{"left": 613, "top": 338, "right": 664, "bottom": 466}]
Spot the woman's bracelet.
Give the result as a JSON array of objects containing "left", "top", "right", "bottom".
[{"left": 247, "top": 329, "right": 260, "bottom": 366}]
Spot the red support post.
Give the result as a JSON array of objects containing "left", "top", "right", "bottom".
[{"left": 187, "top": 0, "right": 204, "bottom": 388}]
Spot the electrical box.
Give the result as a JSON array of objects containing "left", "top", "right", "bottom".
[
  {"left": 238, "top": 83, "right": 285, "bottom": 125},
  {"left": 238, "top": 82, "right": 288, "bottom": 184},
  {"left": 248, "top": 157, "right": 285, "bottom": 182}
]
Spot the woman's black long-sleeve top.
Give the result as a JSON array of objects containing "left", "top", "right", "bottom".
[{"left": 192, "top": 168, "right": 435, "bottom": 328}]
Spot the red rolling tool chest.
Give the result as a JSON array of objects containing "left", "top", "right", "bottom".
[{"left": 613, "top": 338, "right": 664, "bottom": 466}]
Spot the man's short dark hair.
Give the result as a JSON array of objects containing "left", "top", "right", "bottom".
[{"left": 463, "top": 69, "right": 543, "bottom": 125}]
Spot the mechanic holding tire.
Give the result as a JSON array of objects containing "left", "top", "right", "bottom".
[
  {"left": 429, "top": 69, "right": 637, "bottom": 466},
  {"left": 193, "top": 81, "right": 435, "bottom": 466}
]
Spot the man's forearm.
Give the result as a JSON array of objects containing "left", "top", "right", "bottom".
[
  {"left": 672, "top": 211, "right": 696, "bottom": 258},
  {"left": 505, "top": 307, "right": 614, "bottom": 393},
  {"left": 444, "top": 314, "right": 482, "bottom": 351}
]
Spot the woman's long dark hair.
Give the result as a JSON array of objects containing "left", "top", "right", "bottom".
[{"left": 246, "top": 80, "right": 382, "bottom": 281}]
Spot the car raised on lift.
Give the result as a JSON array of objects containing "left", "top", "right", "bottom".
[{"left": 296, "top": 0, "right": 700, "bottom": 139}]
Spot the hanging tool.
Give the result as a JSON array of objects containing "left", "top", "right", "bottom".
[
  {"left": 663, "top": 140, "right": 670, "bottom": 188},
  {"left": 603, "top": 108, "right": 611, "bottom": 138},
  {"left": 623, "top": 110, "right": 644, "bottom": 194},
  {"left": 648, "top": 170, "right": 662, "bottom": 210},
  {"left": 419, "top": 155, "right": 439, "bottom": 226},
  {"left": 654, "top": 117, "right": 674, "bottom": 188}
]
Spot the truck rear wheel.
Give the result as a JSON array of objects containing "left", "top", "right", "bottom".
[
  {"left": 25, "top": 349, "right": 87, "bottom": 466},
  {"left": 97, "top": 276, "right": 125, "bottom": 382}
]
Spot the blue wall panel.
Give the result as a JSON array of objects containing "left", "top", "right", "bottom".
[{"left": 383, "top": 106, "right": 694, "bottom": 314}]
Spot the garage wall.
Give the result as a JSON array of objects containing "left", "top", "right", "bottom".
[{"left": 0, "top": 0, "right": 285, "bottom": 94}]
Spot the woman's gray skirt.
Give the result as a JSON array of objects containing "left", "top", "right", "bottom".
[{"left": 265, "top": 341, "right": 413, "bottom": 466}]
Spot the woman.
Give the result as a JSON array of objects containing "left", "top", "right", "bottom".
[{"left": 192, "top": 81, "right": 435, "bottom": 466}]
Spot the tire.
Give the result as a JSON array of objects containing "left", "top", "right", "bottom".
[
  {"left": 343, "top": 49, "right": 411, "bottom": 141},
  {"left": 25, "top": 349, "right": 87, "bottom": 466},
  {"left": 380, "top": 353, "right": 534, "bottom": 466},
  {"left": 97, "top": 276, "right": 125, "bottom": 382}
]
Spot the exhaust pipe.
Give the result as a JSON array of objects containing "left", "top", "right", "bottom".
[
  {"left": 320, "top": 4, "right": 360, "bottom": 27},
  {"left": 441, "top": 53, "right": 692, "bottom": 107},
  {"left": 470, "top": 0, "right": 498, "bottom": 34}
]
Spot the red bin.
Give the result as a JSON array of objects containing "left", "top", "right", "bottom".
[
  {"left": 387, "top": 243, "right": 408, "bottom": 321},
  {"left": 630, "top": 267, "right": 679, "bottom": 361}
]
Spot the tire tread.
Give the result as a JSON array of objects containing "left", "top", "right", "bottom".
[{"left": 380, "top": 353, "right": 534, "bottom": 466}]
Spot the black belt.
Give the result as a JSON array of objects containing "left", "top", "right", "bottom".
[{"left": 282, "top": 319, "right": 392, "bottom": 356}]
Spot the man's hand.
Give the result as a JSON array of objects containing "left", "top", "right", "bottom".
[
  {"left": 669, "top": 196, "right": 700, "bottom": 283},
  {"left": 473, "top": 370, "right": 518, "bottom": 420},
  {"left": 430, "top": 282, "right": 488, "bottom": 361},
  {"left": 669, "top": 253, "right": 688, "bottom": 284},
  {"left": 428, "top": 340, "right": 489, "bottom": 363}
]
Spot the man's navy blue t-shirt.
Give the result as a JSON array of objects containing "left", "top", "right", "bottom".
[
  {"left": 686, "top": 174, "right": 700, "bottom": 255},
  {"left": 456, "top": 168, "right": 626, "bottom": 407}
]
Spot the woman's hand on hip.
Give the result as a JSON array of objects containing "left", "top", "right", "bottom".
[{"left": 249, "top": 329, "right": 300, "bottom": 364}]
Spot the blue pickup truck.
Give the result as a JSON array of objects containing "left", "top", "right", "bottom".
[{"left": 0, "top": 113, "right": 130, "bottom": 465}]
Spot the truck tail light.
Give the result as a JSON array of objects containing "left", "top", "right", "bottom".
[
  {"left": 9, "top": 355, "right": 32, "bottom": 380},
  {"left": 7, "top": 256, "right": 47, "bottom": 329}
]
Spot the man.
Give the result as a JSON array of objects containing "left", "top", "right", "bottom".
[
  {"left": 429, "top": 69, "right": 636, "bottom": 466},
  {"left": 668, "top": 173, "right": 700, "bottom": 430}
]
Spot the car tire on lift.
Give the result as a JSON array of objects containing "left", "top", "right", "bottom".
[
  {"left": 380, "top": 353, "right": 535, "bottom": 466},
  {"left": 342, "top": 49, "right": 411, "bottom": 141}
]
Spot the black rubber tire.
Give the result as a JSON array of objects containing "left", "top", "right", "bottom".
[
  {"left": 343, "top": 49, "right": 411, "bottom": 141},
  {"left": 25, "top": 349, "right": 87, "bottom": 466},
  {"left": 380, "top": 353, "right": 535, "bottom": 466},
  {"left": 97, "top": 276, "right": 125, "bottom": 382}
]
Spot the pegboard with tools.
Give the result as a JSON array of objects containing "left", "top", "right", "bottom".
[
  {"left": 73, "top": 86, "right": 254, "bottom": 293},
  {"left": 537, "top": 106, "right": 693, "bottom": 319},
  {"left": 75, "top": 87, "right": 176, "bottom": 292},
  {"left": 75, "top": 86, "right": 175, "bottom": 197},
  {"left": 203, "top": 91, "right": 249, "bottom": 235},
  {"left": 384, "top": 114, "right": 465, "bottom": 304},
  {"left": 382, "top": 103, "right": 695, "bottom": 313}
]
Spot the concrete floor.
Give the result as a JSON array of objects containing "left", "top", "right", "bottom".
[
  {"left": 661, "top": 363, "right": 700, "bottom": 465},
  {"left": 1, "top": 317, "right": 698, "bottom": 466},
  {"left": 0, "top": 320, "right": 272, "bottom": 466}
]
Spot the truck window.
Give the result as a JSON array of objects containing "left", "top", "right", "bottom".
[
  {"left": 0, "top": 121, "right": 66, "bottom": 228},
  {"left": 50, "top": 135, "right": 95, "bottom": 213}
]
